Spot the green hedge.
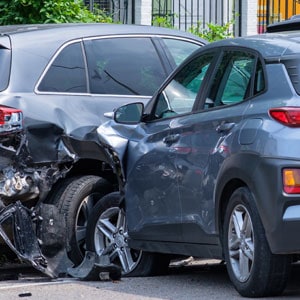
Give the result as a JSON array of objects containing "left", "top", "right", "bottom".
[{"left": 0, "top": 0, "right": 112, "bottom": 25}]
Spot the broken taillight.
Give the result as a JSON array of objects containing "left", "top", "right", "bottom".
[
  {"left": 269, "top": 107, "right": 300, "bottom": 127},
  {"left": 0, "top": 106, "right": 23, "bottom": 134}
]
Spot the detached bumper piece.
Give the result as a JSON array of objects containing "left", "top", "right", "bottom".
[
  {"left": 67, "top": 251, "right": 121, "bottom": 281},
  {"left": 0, "top": 202, "right": 119, "bottom": 280},
  {"left": 0, "top": 201, "right": 53, "bottom": 277}
]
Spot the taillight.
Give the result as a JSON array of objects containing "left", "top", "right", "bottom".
[
  {"left": 269, "top": 107, "right": 300, "bottom": 127},
  {"left": 0, "top": 106, "right": 23, "bottom": 134},
  {"left": 283, "top": 168, "right": 300, "bottom": 194}
]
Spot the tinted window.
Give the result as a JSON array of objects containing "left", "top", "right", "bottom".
[
  {"left": 0, "top": 47, "right": 11, "bottom": 91},
  {"left": 207, "top": 51, "right": 257, "bottom": 107},
  {"left": 85, "top": 38, "right": 166, "bottom": 96},
  {"left": 162, "top": 38, "right": 202, "bottom": 66},
  {"left": 154, "top": 54, "right": 214, "bottom": 119},
  {"left": 283, "top": 59, "right": 300, "bottom": 95},
  {"left": 38, "top": 42, "right": 87, "bottom": 93}
]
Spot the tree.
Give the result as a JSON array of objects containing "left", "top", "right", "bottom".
[{"left": 0, "top": 0, "right": 112, "bottom": 25}]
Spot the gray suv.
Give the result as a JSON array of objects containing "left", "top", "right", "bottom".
[
  {"left": 89, "top": 31, "right": 300, "bottom": 297},
  {"left": 0, "top": 23, "right": 206, "bottom": 273}
]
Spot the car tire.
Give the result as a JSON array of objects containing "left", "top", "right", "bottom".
[
  {"left": 51, "top": 175, "right": 113, "bottom": 265},
  {"left": 223, "top": 187, "right": 291, "bottom": 297},
  {"left": 86, "top": 191, "right": 170, "bottom": 277}
]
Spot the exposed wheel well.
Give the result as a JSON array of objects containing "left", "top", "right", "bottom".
[
  {"left": 44, "top": 159, "right": 118, "bottom": 204},
  {"left": 67, "top": 159, "right": 115, "bottom": 180}
]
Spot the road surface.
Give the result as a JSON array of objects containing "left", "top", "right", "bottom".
[{"left": 0, "top": 259, "right": 300, "bottom": 299}]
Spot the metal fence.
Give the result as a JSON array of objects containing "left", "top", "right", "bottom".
[
  {"left": 84, "top": 0, "right": 300, "bottom": 36},
  {"left": 84, "top": 0, "right": 129, "bottom": 23},
  {"left": 152, "top": 0, "right": 241, "bottom": 34},
  {"left": 84, "top": 0, "right": 241, "bottom": 34}
]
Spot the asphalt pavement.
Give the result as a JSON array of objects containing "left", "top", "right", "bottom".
[{"left": 0, "top": 259, "right": 300, "bottom": 299}]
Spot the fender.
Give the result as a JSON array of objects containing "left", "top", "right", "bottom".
[
  {"left": 214, "top": 151, "right": 285, "bottom": 252},
  {"left": 214, "top": 152, "right": 262, "bottom": 233},
  {"left": 96, "top": 119, "right": 133, "bottom": 192}
]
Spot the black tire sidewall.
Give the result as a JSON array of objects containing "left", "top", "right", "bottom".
[
  {"left": 86, "top": 191, "right": 121, "bottom": 252},
  {"left": 223, "top": 187, "right": 290, "bottom": 297},
  {"left": 53, "top": 175, "right": 113, "bottom": 264}
]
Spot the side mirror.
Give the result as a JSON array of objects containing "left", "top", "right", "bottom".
[{"left": 114, "top": 102, "right": 144, "bottom": 124}]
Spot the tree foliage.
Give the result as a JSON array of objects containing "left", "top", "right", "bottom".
[
  {"left": 188, "top": 21, "right": 234, "bottom": 42},
  {"left": 152, "top": 15, "right": 174, "bottom": 28},
  {"left": 0, "top": 0, "right": 113, "bottom": 25}
]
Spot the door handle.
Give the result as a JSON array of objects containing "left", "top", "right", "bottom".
[
  {"left": 216, "top": 122, "right": 235, "bottom": 133},
  {"left": 163, "top": 134, "right": 180, "bottom": 145}
]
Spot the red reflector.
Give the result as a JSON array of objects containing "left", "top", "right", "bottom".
[{"left": 269, "top": 107, "right": 300, "bottom": 127}]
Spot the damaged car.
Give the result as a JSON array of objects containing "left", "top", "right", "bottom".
[
  {"left": 87, "top": 31, "right": 300, "bottom": 297},
  {"left": 0, "top": 23, "right": 206, "bottom": 276}
]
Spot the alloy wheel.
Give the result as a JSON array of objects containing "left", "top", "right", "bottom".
[
  {"left": 94, "top": 206, "right": 142, "bottom": 274},
  {"left": 228, "top": 204, "right": 254, "bottom": 282}
]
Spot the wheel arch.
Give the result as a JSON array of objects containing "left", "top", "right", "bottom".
[
  {"left": 61, "top": 134, "right": 125, "bottom": 186},
  {"left": 216, "top": 178, "right": 246, "bottom": 258},
  {"left": 43, "top": 158, "right": 118, "bottom": 205},
  {"left": 215, "top": 153, "right": 263, "bottom": 244}
]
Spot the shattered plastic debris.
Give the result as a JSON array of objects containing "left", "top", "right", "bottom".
[{"left": 67, "top": 251, "right": 121, "bottom": 281}]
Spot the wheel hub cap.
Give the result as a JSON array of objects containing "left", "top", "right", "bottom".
[{"left": 115, "top": 232, "right": 126, "bottom": 248}]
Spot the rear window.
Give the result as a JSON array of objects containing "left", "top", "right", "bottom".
[{"left": 0, "top": 47, "right": 11, "bottom": 91}]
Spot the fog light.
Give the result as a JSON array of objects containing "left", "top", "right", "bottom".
[{"left": 283, "top": 169, "right": 300, "bottom": 194}]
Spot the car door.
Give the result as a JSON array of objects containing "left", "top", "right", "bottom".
[
  {"left": 174, "top": 49, "right": 264, "bottom": 243},
  {"left": 124, "top": 53, "right": 216, "bottom": 243}
]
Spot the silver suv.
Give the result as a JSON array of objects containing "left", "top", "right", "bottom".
[
  {"left": 89, "top": 31, "right": 300, "bottom": 297},
  {"left": 0, "top": 23, "right": 206, "bottom": 274}
]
